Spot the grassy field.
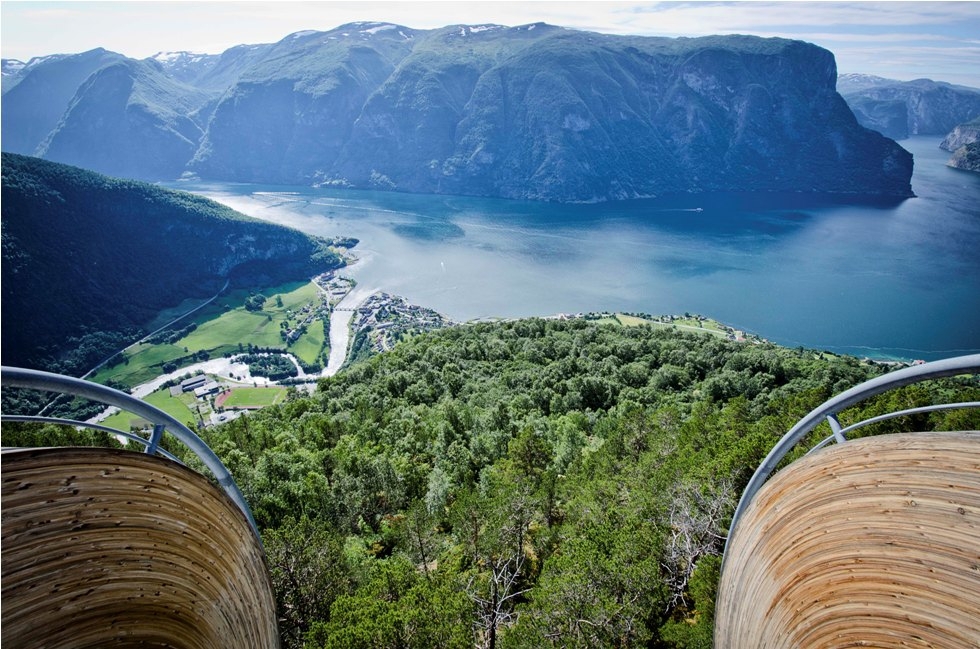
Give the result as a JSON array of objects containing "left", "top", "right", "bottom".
[
  {"left": 289, "top": 318, "right": 326, "bottom": 365},
  {"left": 606, "top": 313, "right": 732, "bottom": 337},
  {"left": 143, "top": 294, "right": 218, "bottom": 332},
  {"left": 220, "top": 387, "right": 287, "bottom": 408},
  {"left": 96, "top": 343, "right": 189, "bottom": 386},
  {"left": 100, "top": 388, "right": 199, "bottom": 431},
  {"left": 93, "top": 281, "right": 327, "bottom": 388}
]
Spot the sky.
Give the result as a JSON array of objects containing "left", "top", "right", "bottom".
[{"left": 2, "top": 1, "right": 979, "bottom": 87}]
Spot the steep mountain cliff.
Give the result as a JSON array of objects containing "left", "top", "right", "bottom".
[
  {"left": 194, "top": 24, "right": 912, "bottom": 200},
  {"left": 1, "top": 153, "right": 345, "bottom": 371},
  {"left": 838, "top": 76, "right": 980, "bottom": 139},
  {"left": 946, "top": 142, "right": 980, "bottom": 173},
  {"left": 3, "top": 23, "right": 914, "bottom": 201},
  {"left": 941, "top": 116, "right": 980, "bottom": 173},
  {"left": 191, "top": 23, "right": 421, "bottom": 183},
  {"left": 940, "top": 115, "right": 980, "bottom": 151}
]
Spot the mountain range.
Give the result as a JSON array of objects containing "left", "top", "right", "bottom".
[
  {"left": 837, "top": 73, "right": 980, "bottom": 140},
  {"left": 3, "top": 22, "right": 915, "bottom": 201}
]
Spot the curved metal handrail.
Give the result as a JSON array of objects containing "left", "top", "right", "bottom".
[
  {"left": 806, "top": 401, "right": 980, "bottom": 454},
  {"left": 1, "top": 414, "right": 186, "bottom": 464},
  {"left": 0, "top": 366, "right": 260, "bottom": 540},
  {"left": 724, "top": 353, "right": 980, "bottom": 563}
]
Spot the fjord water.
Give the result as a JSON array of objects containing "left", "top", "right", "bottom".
[{"left": 182, "top": 136, "right": 979, "bottom": 362}]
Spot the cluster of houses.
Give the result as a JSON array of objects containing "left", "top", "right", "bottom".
[
  {"left": 313, "top": 271, "right": 355, "bottom": 304},
  {"left": 352, "top": 292, "right": 451, "bottom": 353},
  {"left": 280, "top": 301, "right": 324, "bottom": 344}
]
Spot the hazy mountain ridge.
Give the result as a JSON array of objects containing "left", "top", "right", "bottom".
[
  {"left": 35, "top": 59, "right": 214, "bottom": 180},
  {"left": 3, "top": 22, "right": 914, "bottom": 200},
  {"left": 838, "top": 75, "right": 980, "bottom": 140},
  {"left": 1, "top": 48, "right": 128, "bottom": 154},
  {"left": 1, "top": 152, "right": 345, "bottom": 372}
]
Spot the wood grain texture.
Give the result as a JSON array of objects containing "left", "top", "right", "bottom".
[
  {"left": 1, "top": 447, "right": 280, "bottom": 649},
  {"left": 716, "top": 431, "right": 980, "bottom": 648}
]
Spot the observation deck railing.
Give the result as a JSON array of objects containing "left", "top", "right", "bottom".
[
  {"left": 0, "top": 365, "right": 259, "bottom": 540},
  {"left": 724, "top": 352, "right": 980, "bottom": 563}
]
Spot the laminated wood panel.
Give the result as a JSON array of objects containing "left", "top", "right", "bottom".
[
  {"left": 1, "top": 447, "right": 279, "bottom": 648},
  {"left": 716, "top": 431, "right": 980, "bottom": 648}
]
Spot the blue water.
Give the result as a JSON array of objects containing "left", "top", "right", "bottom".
[{"left": 178, "top": 136, "right": 980, "bottom": 362}]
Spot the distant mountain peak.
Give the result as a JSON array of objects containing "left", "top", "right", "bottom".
[
  {"left": 285, "top": 22, "right": 418, "bottom": 44},
  {"left": 453, "top": 23, "right": 506, "bottom": 35},
  {"left": 151, "top": 51, "right": 211, "bottom": 63},
  {"left": 328, "top": 22, "right": 413, "bottom": 36},
  {"left": 2, "top": 58, "right": 26, "bottom": 75},
  {"left": 357, "top": 22, "right": 400, "bottom": 35},
  {"left": 837, "top": 72, "right": 900, "bottom": 94}
]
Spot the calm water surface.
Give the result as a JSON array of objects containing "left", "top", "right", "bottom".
[{"left": 177, "top": 136, "right": 980, "bottom": 362}]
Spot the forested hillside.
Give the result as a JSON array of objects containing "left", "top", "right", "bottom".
[
  {"left": 14, "top": 318, "right": 959, "bottom": 648},
  {"left": 1, "top": 153, "right": 346, "bottom": 374}
]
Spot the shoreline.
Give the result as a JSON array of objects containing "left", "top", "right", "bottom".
[{"left": 90, "top": 298, "right": 925, "bottom": 430}]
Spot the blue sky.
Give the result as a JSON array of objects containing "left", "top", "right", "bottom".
[{"left": 3, "top": 1, "right": 978, "bottom": 87}]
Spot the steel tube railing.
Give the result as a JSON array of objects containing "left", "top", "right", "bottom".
[
  {"left": 1, "top": 414, "right": 185, "bottom": 464},
  {"left": 806, "top": 401, "right": 980, "bottom": 454},
  {"left": 1, "top": 366, "right": 260, "bottom": 540},
  {"left": 723, "top": 353, "right": 980, "bottom": 564}
]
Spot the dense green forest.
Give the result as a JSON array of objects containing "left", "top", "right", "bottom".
[{"left": 11, "top": 318, "right": 976, "bottom": 647}]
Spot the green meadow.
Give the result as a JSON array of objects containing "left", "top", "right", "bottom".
[
  {"left": 100, "top": 387, "right": 199, "bottom": 432},
  {"left": 220, "top": 387, "right": 287, "bottom": 408},
  {"left": 94, "top": 281, "right": 327, "bottom": 388},
  {"left": 595, "top": 313, "right": 732, "bottom": 337}
]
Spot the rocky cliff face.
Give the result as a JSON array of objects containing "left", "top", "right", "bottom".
[
  {"left": 947, "top": 142, "right": 980, "bottom": 172},
  {"left": 4, "top": 23, "right": 915, "bottom": 200},
  {"left": 426, "top": 33, "right": 912, "bottom": 200},
  {"left": 941, "top": 117, "right": 980, "bottom": 173},
  {"left": 940, "top": 116, "right": 980, "bottom": 151},
  {"left": 839, "top": 77, "right": 980, "bottom": 140}
]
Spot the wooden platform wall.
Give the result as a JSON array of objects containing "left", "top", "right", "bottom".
[
  {"left": 715, "top": 431, "right": 980, "bottom": 648},
  {"left": 2, "top": 447, "right": 280, "bottom": 649}
]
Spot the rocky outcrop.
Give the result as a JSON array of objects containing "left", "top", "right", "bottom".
[
  {"left": 947, "top": 142, "right": 980, "bottom": 172},
  {"left": 940, "top": 116, "right": 980, "bottom": 151},
  {"left": 939, "top": 116, "right": 980, "bottom": 173}
]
